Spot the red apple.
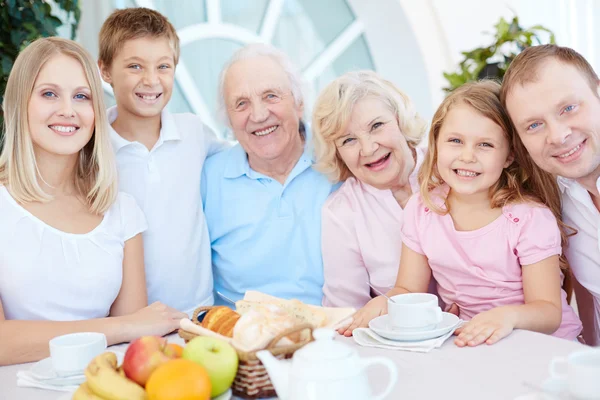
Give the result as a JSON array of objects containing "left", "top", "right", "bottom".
[{"left": 122, "top": 336, "right": 178, "bottom": 386}]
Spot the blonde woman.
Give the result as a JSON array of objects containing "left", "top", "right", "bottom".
[
  {"left": 0, "top": 37, "right": 187, "bottom": 365},
  {"left": 313, "top": 71, "right": 432, "bottom": 316}
]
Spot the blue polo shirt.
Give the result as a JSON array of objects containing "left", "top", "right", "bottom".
[{"left": 201, "top": 135, "right": 332, "bottom": 305}]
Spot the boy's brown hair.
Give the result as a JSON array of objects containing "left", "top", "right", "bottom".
[
  {"left": 500, "top": 44, "right": 599, "bottom": 105},
  {"left": 98, "top": 7, "right": 180, "bottom": 68}
]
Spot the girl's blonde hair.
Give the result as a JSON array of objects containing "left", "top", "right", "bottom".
[
  {"left": 419, "top": 80, "right": 572, "bottom": 270},
  {"left": 0, "top": 37, "right": 117, "bottom": 214},
  {"left": 312, "top": 70, "right": 427, "bottom": 183}
]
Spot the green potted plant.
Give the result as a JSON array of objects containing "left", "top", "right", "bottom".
[
  {"left": 0, "top": 0, "right": 81, "bottom": 146},
  {"left": 443, "top": 16, "right": 556, "bottom": 92}
]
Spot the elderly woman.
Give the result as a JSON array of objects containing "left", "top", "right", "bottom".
[{"left": 312, "top": 70, "right": 427, "bottom": 310}]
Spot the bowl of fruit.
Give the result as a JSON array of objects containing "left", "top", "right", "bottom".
[{"left": 72, "top": 334, "right": 237, "bottom": 400}]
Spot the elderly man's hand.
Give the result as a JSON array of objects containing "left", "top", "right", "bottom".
[{"left": 336, "top": 296, "right": 388, "bottom": 337}]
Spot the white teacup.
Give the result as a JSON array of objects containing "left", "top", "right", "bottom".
[
  {"left": 49, "top": 332, "right": 107, "bottom": 376},
  {"left": 549, "top": 349, "right": 600, "bottom": 399},
  {"left": 387, "top": 293, "right": 443, "bottom": 331}
]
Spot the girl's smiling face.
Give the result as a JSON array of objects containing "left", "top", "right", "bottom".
[{"left": 436, "top": 103, "right": 513, "bottom": 198}]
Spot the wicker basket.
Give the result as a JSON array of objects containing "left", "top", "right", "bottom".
[{"left": 179, "top": 306, "right": 313, "bottom": 399}]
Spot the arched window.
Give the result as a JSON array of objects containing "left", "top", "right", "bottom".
[{"left": 105, "top": 0, "right": 375, "bottom": 137}]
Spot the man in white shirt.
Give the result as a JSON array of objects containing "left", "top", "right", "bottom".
[{"left": 501, "top": 44, "right": 600, "bottom": 345}]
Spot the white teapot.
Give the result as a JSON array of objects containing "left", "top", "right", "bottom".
[{"left": 256, "top": 328, "right": 397, "bottom": 400}]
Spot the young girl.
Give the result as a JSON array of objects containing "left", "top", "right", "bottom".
[
  {"left": 339, "top": 81, "right": 582, "bottom": 345},
  {"left": 0, "top": 37, "right": 187, "bottom": 365}
]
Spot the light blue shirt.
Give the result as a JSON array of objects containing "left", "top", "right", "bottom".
[{"left": 201, "top": 133, "right": 332, "bottom": 305}]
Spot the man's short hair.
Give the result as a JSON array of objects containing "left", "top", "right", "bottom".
[
  {"left": 98, "top": 7, "right": 180, "bottom": 68},
  {"left": 500, "top": 44, "right": 599, "bottom": 105}
]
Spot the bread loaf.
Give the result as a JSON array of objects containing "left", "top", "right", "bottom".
[
  {"left": 232, "top": 304, "right": 297, "bottom": 352},
  {"left": 236, "top": 299, "right": 328, "bottom": 328},
  {"left": 200, "top": 306, "right": 240, "bottom": 337}
]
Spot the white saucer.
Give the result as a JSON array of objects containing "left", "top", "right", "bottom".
[
  {"left": 368, "top": 312, "right": 460, "bottom": 341},
  {"left": 29, "top": 350, "right": 124, "bottom": 385}
]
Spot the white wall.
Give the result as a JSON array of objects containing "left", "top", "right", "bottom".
[{"left": 418, "top": 0, "right": 599, "bottom": 108}]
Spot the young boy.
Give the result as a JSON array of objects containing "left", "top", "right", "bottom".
[{"left": 98, "top": 8, "right": 226, "bottom": 314}]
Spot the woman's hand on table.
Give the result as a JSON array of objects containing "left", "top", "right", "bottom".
[
  {"left": 337, "top": 296, "right": 388, "bottom": 337},
  {"left": 122, "top": 301, "right": 188, "bottom": 339},
  {"left": 454, "top": 307, "right": 516, "bottom": 347}
]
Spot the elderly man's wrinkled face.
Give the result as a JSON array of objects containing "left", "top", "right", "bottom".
[
  {"left": 506, "top": 59, "right": 600, "bottom": 181},
  {"left": 335, "top": 97, "right": 415, "bottom": 190},
  {"left": 224, "top": 56, "right": 303, "bottom": 165}
]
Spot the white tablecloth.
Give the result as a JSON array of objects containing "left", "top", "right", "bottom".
[{"left": 0, "top": 330, "right": 586, "bottom": 400}]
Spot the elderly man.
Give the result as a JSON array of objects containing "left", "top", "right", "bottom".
[
  {"left": 501, "top": 44, "right": 600, "bottom": 345},
  {"left": 201, "top": 44, "right": 332, "bottom": 305}
]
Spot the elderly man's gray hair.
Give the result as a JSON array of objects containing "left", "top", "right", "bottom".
[{"left": 217, "top": 43, "right": 304, "bottom": 126}]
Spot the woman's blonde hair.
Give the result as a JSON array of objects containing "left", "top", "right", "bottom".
[
  {"left": 419, "top": 80, "right": 572, "bottom": 270},
  {"left": 0, "top": 37, "right": 117, "bottom": 214},
  {"left": 312, "top": 70, "right": 427, "bottom": 183}
]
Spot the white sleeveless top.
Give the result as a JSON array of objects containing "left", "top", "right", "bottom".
[{"left": 0, "top": 186, "right": 147, "bottom": 321}]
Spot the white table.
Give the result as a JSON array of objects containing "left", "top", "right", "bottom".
[{"left": 1, "top": 330, "right": 586, "bottom": 400}]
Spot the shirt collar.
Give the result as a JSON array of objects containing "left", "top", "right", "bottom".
[
  {"left": 223, "top": 125, "right": 314, "bottom": 180},
  {"left": 107, "top": 106, "right": 181, "bottom": 152},
  {"left": 557, "top": 174, "right": 600, "bottom": 196}
]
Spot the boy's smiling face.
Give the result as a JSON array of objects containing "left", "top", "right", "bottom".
[{"left": 100, "top": 36, "right": 175, "bottom": 119}]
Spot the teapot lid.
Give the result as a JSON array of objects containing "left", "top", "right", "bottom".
[{"left": 296, "top": 328, "right": 354, "bottom": 362}]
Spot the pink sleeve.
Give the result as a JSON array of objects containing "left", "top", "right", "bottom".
[
  {"left": 321, "top": 199, "right": 371, "bottom": 308},
  {"left": 400, "top": 193, "right": 425, "bottom": 255},
  {"left": 516, "top": 205, "right": 562, "bottom": 266}
]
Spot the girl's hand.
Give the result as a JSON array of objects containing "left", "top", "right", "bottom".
[
  {"left": 123, "top": 302, "right": 189, "bottom": 339},
  {"left": 454, "top": 307, "right": 517, "bottom": 347},
  {"left": 337, "top": 296, "right": 388, "bottom": 337}
]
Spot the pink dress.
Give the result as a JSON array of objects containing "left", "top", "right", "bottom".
[
  {"left": 400, "top": 189, "right": 582, "bottom": 340},
  {"left": 321, "top": 149, "right": 423, "bottom": 308}
]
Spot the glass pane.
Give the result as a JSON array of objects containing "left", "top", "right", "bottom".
[
  {"left": 331, "top": 34, "right": 374, "bottom": 74},
  {"left": 103, "top": 92, "right": 116, "bottom": 109},
  {"left": 299, "top": 0, "right": 354, "bottom": 47},
  {"left": 166, "top": 81, "right": 194, "bottom": 114},
  {"left": 178, "top": 38, "right": 243, "bottom": 121},
  {"left": 151, "top": 0, "right": 207, "bottom": 30},
  {"left": 221, "top": 0, "right": 269, "bottom": 34},
  {"left": 118, "top": 0, "right": 137, "bottom": 9},
  {"left": 305, "top": 35, "right": 374, "bottom": 118},
  {"left": 271, "top": 0, "right": 354, "bottom": 69}
]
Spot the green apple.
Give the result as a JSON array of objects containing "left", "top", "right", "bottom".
[{"left": 182, "top": 336, "right": 238, "bottom": 397}]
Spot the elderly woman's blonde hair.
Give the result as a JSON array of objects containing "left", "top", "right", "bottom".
[
  {"left": 0, "top": 37, "right": 117, "bottom": 214},
  {"left": 312, "top": 70, "right": 427, "bottom": 183}
]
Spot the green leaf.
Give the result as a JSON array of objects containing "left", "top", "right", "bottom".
[
  {"left": 495, "top": 17, "right": 510, "bottom": 38},
  {"left": 443, "top": 14, "right": 555, "bottom": 94},
  {"left": 1, "top": 56, "right": 13, "bottom": 75}
]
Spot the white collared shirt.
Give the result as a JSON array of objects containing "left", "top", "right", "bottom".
[
  {"left": 108, "top": 106, "right": 228, "bottom": 314},
  {"left": 559, "top": 175, "right": 600, "bottom": 343}
]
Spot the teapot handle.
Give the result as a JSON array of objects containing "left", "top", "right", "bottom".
[{"left": 361, "top": 357, "right": 398, "bottom": 400}]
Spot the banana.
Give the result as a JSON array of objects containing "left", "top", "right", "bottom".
[
  {"left": 84, "top": 352, "right": 147, "bottom": 400},
  {"left": 73, "top": 382, "right": 105, "bottom": 400}
]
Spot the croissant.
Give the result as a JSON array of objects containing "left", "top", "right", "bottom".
[{"left": 200, "top": 306, "right": 241, "bottom": 337}]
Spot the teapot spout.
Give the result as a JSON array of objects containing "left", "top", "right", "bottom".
[{"left": 256, "top": 350, "right": 291, "bottom": 400}]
